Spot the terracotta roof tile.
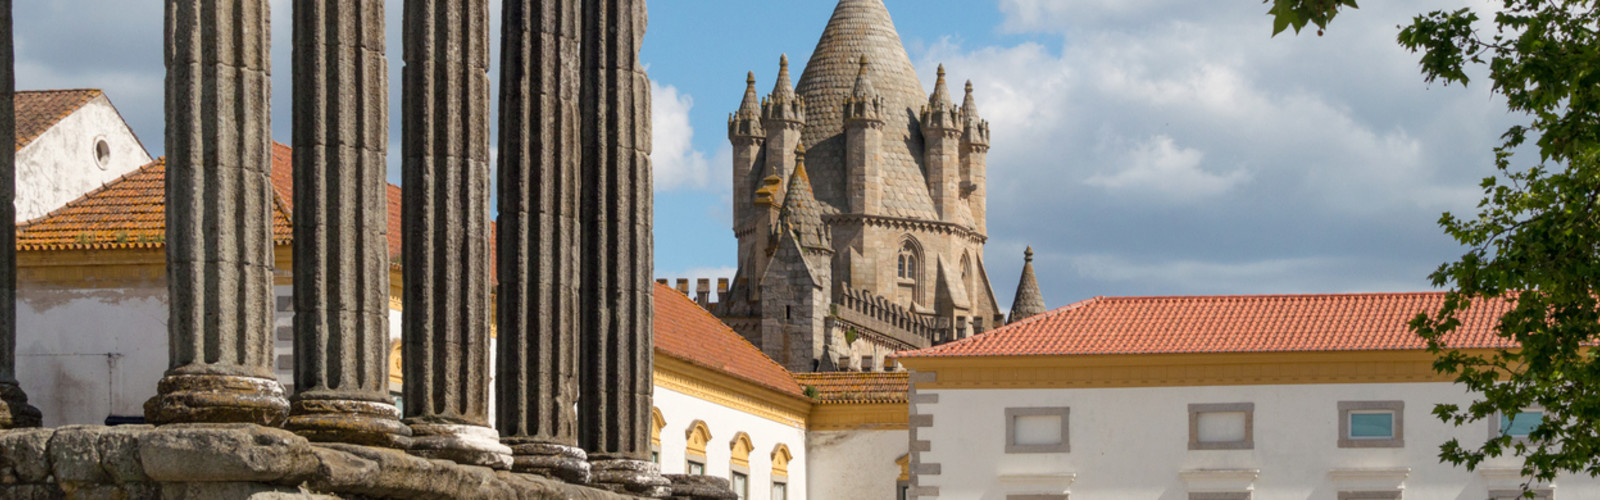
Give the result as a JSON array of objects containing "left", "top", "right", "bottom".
[
  {"left": 794, "top": 372, "right": 907, "bottom": 404},
  {"left": 16, "top": 156, "right": 293, "bottom": 250},
  {"left": 15, "top": 89, "right": 101, "bottom": 151},
  {"left": 654, "top": 282, "right": 804, "bottom": 397},
  {"left": 899, "top": 293, "right": 1517, "bottom": 358}
]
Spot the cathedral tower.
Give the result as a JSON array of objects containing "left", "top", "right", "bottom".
[{"left": 718, "top": 0, "right": 1004, "bottom": 372}]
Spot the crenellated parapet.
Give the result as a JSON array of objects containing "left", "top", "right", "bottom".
[{"left": 833, "top": 287, "right": 944, "bottom": 348}]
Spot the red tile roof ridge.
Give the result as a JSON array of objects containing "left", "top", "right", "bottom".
[{"left": 15, "top": 89, "right": 103, "bottom": 151}]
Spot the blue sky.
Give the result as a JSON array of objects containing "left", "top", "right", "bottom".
[{"left": 13, "top": 0, "right": 1511, "bottom": 311}]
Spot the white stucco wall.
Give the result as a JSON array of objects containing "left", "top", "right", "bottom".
[
  {"left": 15, "top": 95, "right": 151, "bottom": 222},
  {"left": 16, "top": 284, "right": 168, "bottom": 427},
  {"left": 654, "top": 386, "right": 808, "bottom": 500},
  {"left": 916, "top": 382, "right": 1597, "bottom": 499},
  {"left": 806, "top": 429, "right": 908, "bottom": 500}
]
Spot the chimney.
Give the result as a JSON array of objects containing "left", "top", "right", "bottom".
[
  {"left": 675, "top": 279, "right": 690, "bottom": 295},
  {"left": 655, "top": 278, "right": 668, "bottom": 286},
  {"left": 695, "top": 279, "right": 711, "bottom": 308},
  {"left": 717, "top": 278, "right": 730, "bottom": 303}
]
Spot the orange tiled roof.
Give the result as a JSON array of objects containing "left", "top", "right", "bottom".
[
  {"left": 16, "top": 157, "right": 293, "bottom": 250},
  {"left": 898, "top": 293, "right": 1518, "bottom": 358},
  {"left": 15, "top": 89, "right": 101, "bottom": 151},
  {"left": 794, "top": 372, "right": 907, "bottom": 404},
  {"left": 654, "top": 282, "right": 804, "bottom": 397}
]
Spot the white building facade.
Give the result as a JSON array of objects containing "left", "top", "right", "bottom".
[{"left": 898, "top": 294, "right": 1590, "bottom": 500}]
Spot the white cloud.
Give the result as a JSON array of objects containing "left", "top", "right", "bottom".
[
  {"left": 1086, "top": 135, "right": 1246, "bottom": 202},
  {"left": 650, "top": 82, "right": 713, "bottom": 192}
]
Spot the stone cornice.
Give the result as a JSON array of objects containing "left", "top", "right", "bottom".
[
  {"left": 808, "top": 402, "right": 908, "bottom": 431},
  {"left": 822, "top": 213, "right": 987, "bottom": 244}
]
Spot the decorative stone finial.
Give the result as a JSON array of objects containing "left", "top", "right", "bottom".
[
  {"left": 1025, "top": 246, "right": 1034, "bottom": 262},
  {"left": 795, "top": 142, "right": 807, "bottom": 160},
  {"left": 747, "top": 71, "right": 756, "bottom": 85},
  {"left": 965, "top": 80, "right": 973, "bottom": 94},
  {"left": 1009, "top": 246, "right": 1047, "bottom": 324}
]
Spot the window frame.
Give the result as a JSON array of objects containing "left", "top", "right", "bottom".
[
  {"left": 1489, "top": 489, "right": 1553, "bottom": 500},
  {"left": 1189, "top": 493, "right": 1251, "bottom": 500},
  {"left": 1338, "top": 401, "right": 1404, "bottom": 448},
  {"left": 1005, "top": 407, "right": 1071, "bottom": 454},
  {"left": 731, "top": 470, "right": 749, "bottom": 500},
  {"left": 1188, "top": 403, "right": 1255, "bottom": 450},
  {"left": 1338, "top": 492, "right": 1402, "bottom": 500},
  {"left": 1491, "top": 409, "right": 1545, "bottom": 441}
]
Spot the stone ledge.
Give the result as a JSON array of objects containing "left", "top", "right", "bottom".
[{"left": 0, "top": 425, "right": 637, "bottom": 499}]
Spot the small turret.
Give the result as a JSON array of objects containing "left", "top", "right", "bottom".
[
  {"left": 761, "top": 55, "right": 805, "bottom": 208},
  {"left": 761, "top": 55, "right": 805, "bottom": 126},
  {"left": 728, "top": 72, "right": 765, "bottom": 140},
  {"left": 960, "top": 80, "right": 990, "bottom": 235},
  {"left": 845, "top": 55, "right": 885, "bottom": 216},
  {"left": 774, "top": 144, "right": 832, "bottom": 257},
  {"left": 921, "top": 64, "right": 963, "bottom": 223},
  {"left": 1008, "top": 247, "right": 1047, "bottom": 324},
  {"left": 730, "top": 71, "right": 767, "bottom": 238}
]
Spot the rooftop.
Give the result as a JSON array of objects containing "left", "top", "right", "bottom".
[
  {"left": 898, "top": 292, "right": 1517, "bottom": 358},
  {"left": 794, "top": 371, "right": 908, "bottom": 404},
  {"left": 15, "top": 89, "right": 102, "bottom": 151},
  {"left": 653, "top": 282, "right": 805, "bottom": 397}
]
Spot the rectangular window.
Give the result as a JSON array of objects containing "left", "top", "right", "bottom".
[
  {"left": 1338, "top": 491, "right": 1402, "bottom": 500},
  {"left": 651, "top": 451, "right": 659, "bottom": 464},
  {"left": 731, "top": 471, "right": 748, "bottom": 500},
  {"left": 686, "top": 459, "right": 705, "bottom": 475},
  {"left": 773, "top": 481, "right": 788, "bottom": 500},
  {"left": 1339, "top": 401, "right": 1404, "bottom": 448},
  {"left": 1500, "top": 411, "right": 1543, "bottom": 437},
  {"left": 1189, "top": 403, "right": 1254, "bottom": 450},
  {"left": 1489, "top": 489, "right": 1552, "bottom": 500},
  {"left": 1005, "top": 407, "right": 1071, "bottom": 453},
  {"left": 1189, "top": 493, "right": 1250, "bottom": 500}
]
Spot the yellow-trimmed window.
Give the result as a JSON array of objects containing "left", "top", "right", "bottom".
[{"left": 685, "top": 420, "right": 712, "bottom": 474}]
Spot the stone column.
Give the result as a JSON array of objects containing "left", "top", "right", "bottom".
[
  {"left": 400, "top": 0, "right": 511, "bottom": 469},
  {"left": 579, "top": 0, "right": 667, "bottom": 496},
  {"left": 285, "top": 0, "right": 410, "bottom": 448},
  {"left": 148, "top": 0, "right": 289, "bottom": 426},
  {"left": 0, "top": 0, "right": 39, "bottom": 430},
  {"left": 495, "top": 0, "right": 588, "bottom": 483}
]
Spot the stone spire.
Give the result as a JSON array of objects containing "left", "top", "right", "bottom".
[
  {"left": 851, "top": 55, "right": 876, "bottom": 98},
  {"left": 772, "top": 54, "right": 795, "bottom": 101},
  {"left": 0, "top": 1, "right": 39, "bottom": 429},
  {"left": 579, "top": 0, "right": 670, "bottom": 495},
  {"left": 922, "top": 64, "right": 960, "bottom": 131},
  {"left": 400, "top": 0, "right": 512, "bottom": 469},
  {"left": 496, "top": 0, "right": 588, "bottom": 483},
  {"left": 1009, "top": 247, "right": 1047, "bottom": 324},
  {"left": 727, "top": 72, "right": 764, "bottom": 139},
  {"left": 286, "top": 0, "right": 410, "bottom": 448},
  {"left": 928, "top": 64, "right": 954, "bottom": 110},
  {"left": 775, "top": 145, "right": 830, "bottom": 254},
  {"left": 762, "top": 54, "right": 805, "bottom": 127},
  {"left": 147, "top": 0, "right": 288, "bottom": 426},
  {"left": 961, "top": 80, "right": 979, "bottom": 120}
]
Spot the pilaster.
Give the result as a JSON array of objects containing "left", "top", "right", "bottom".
[
  {"left": 400, "top": 0, "right": 511, "bottom": 469},
  {"left": 579, "top": 0, "right": 669, "bottom": 496},
  {"left": 285, "top": 0, "right": 410, "bottom": 449},
  {"left": 0, "top": 0, "right": 39, "bottom": 429},
  {"left": 148, "top": 0, "right": 289, "bottom": 426},
  {"left": 496, "top": 0, "right": 588, "bottom": 483}
]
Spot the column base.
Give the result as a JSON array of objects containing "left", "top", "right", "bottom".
[
  {"left": 663, "top": 474, "right": 740, "bottom": 500},
  {"left": 0, "top": 382, "right": 41, "bottom": 429},
  {"left": 407, "top": 421, "right": 513, "bottom": 470},
  {"left": 589, "top": 456, "right": 671, "bottom": 498},
  {"left": 503, "top": 439, "right": 590, "bottom": 484},
  {"left": 286, "top": 398, "right": 412, "bottom": 449},
  {"left": 144, "top": 374, "right": 289, "bottom": 426}
]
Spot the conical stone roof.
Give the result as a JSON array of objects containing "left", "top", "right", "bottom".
[
  {"left": 776, "top": 146, "right": 831, "bottom": 252},
  {"left": 1009, "top": 247, "right": 1047, "bottom": 324},
  {"left": 795, "top": 0, "right": 937, "bottom": 221}
]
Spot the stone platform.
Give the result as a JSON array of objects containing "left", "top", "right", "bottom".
[{"left": 0, "top": 424, "right": 636, "bottom": 500}]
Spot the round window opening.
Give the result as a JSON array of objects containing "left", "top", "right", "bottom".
[{"left": 94, "top": 139, "right": 111, "bottom": 169}]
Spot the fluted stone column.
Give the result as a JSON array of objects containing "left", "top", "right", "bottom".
[
  {"left": 0, "top": 0, "right": 39, "bottom": 430},
  {"left": 148, "top": 0, "right": 289, "bottom": 426},
  {"left": 579, "top": 0, "right": 666, "bottom": 496},
  {"left": 495, "top": 0, "right": 588, "bottom": 483},
  {"left": 401, "top": 0, "right": 511, "bottom": 469},
  {"left": 286, "top": 0, "right": 410, "bottom": 448}
]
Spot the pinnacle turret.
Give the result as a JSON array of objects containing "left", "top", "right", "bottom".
[
  {"left": 1008, "top": 247, "right": 1047, "bottom": 324},
  {"left": 921, "top": 64, "right": 960, "bottom": 133},
  {"left": 845, "top": 55, "right": 885, "bottom": 126},
  {"left": 762, "top": 55, "right": 805, "bottom": 126},
  {"left": 961, "top": 79, "right": 990, "bottom": 147},
  {"left": 961, "top": 80, "right": 979, "bottom": 119},
  {"left": 774, "top": 145, "right": 831, "bottom": 252},
  {"left": 729, "top": 71, "right": 765, "bottom": 139}
]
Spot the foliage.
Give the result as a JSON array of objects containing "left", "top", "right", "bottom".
[
  {"left": 845, "top": 327, "right": 859, "bottom": 345},
  {"left": 1268, "top": 0, "right": 1600, "bottom": 488},
  {"left": 802, "top": 385, "right": 820, "bottom": 400}
]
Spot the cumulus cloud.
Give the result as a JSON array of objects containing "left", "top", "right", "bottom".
[
  {"left": 917, "top": 0, "right": 1512, "bottom": 304},
  {"left": 1085, "top": 135, "right": 1246, "bottom": 202},
  {"left": 650, "top": 82, "right": 715, "bottom": 192}
]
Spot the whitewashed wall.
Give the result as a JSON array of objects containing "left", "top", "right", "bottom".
[
  {"left": 15, "top": 95, "right": 151, "bottom": 223},
  {"left": 916, "top": 382, "right": 1598, "bottom": 499},
  {"left": 16, "top": 284, "right": 168, "bottom": 427},
  {"left": 654, "top": 386, "right": 808, "bottom": 500},
  {"left": 807, "top": 429, "right": 907, "bottom": 500}
]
